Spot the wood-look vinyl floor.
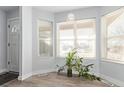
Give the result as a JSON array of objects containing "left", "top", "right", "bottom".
[{"left": 2, "top": 72, "right": 111, "bottom": 87}]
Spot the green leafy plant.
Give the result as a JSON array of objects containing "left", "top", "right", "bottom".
[
  {"left": 56, "top": 65, "right": 66, "bottom": 74},
  {"left": 65, "top": 49, "right": 76, "bottom": 77},
  {"left": 57, "top": 49, "right": 101, "bottom": 81},
  {"left": 74, "top": 56, "right": 83, "bottom": 77},
  {"left": 74, "top": 56, "right": 100, "bottom": 81}
]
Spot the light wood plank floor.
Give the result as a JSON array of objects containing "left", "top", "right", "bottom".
[{"left": 2, "top": 72, "right": 111, "bottom": 87}]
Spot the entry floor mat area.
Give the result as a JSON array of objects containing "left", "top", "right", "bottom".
[{"left": 0, "top": 72, "right": 19, "bottom": 85}]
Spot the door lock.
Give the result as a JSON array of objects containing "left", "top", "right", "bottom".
[
  {"left": 8, "top": 43, "right": 10, "bottom": 47},
  {"left": 8, "top": 25, "right": 10, "bottom": 28},
  {"left": 8, "top": 61, "right": 10, "bottom": 65}
]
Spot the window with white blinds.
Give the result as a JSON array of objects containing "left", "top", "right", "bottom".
[
  {"left": 57, "top": 19, "right": 96, "bottom": 58},
  {"left": 38, "top": 20, "right": 53, "bottom": 57},
  {"left": 101, "top": 8, "right": 124, "bottom": 62}
]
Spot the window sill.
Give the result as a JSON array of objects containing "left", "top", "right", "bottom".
[
  {"left": 38, "top": 56, "right": 55, "bottom": 59},
  {"left": 101, "top": 59, "right": 124, "bottom": 65}
]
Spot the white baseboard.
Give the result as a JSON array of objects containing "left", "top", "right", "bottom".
[
  {"left": 0, "top": 69, "right": 7, "bottom": 74},
  {"left": 100, "top": 74, "right": 124, "bottom": 87},
  {"left": 17, "top": 69, "right": 100, "bottom": 82},
  {"left": 33, "top": 69, "right": 56, "bottom": 75},
  {"left": 18, "top": 69, "right": 56, "bottom": 81},
  {"left": 18, "top": 73, "right": 32, "bottom": 81}
]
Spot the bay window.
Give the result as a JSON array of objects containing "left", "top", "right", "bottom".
[
  {"left": 57, "top": 19, "right": 96, "bottom": 58},
  {"left": 101, "top": 8, "right": 124, "bottom": 62}
]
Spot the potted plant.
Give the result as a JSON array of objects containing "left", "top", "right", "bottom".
[
  {"left": 57, "top": 48, "right": 101, "bottom": 81},
  {"left": 65, "top": 49, "right": 76, "bottom": 77}
]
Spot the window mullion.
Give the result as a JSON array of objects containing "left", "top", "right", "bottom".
[{"left": 73, "top": 21, "right": 77, "bottom": 49}]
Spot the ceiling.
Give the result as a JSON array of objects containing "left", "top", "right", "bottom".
[
  {"left": 0, "top": 6, "right": 90, "bottom": 13},
  {"left": 0, "top": 6, "right": 18, "bottom": 12},
  {"left": 34, "top": 6, "right": 90, "bottom": 13}
]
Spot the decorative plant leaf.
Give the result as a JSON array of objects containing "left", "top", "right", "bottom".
[
  {"left": 57, "top": 48, "right": 101, "bottom": 81},
  {"left": 56, "top": 65, "right": 66, "bottom": 74}
]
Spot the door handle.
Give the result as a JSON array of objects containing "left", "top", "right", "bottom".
[
  {"left": 8, "top": 43, "right": 10, "bottom": 47},
  {"left": 8, "top": 61, "right": 10, "bottom": 65}
]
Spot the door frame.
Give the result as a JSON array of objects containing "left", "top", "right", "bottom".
[{"left": 7, "top": 17, "right": 20, "bottom": 73}]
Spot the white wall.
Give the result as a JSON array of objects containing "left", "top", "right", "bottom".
[
  {"left": 100, "top": 61, "right": 124, "bottom": 86},
  {"left": 32, "top": 8, "right": 56, "bottom": 74},
  {"left": 0, "top": 10, "right": 7, "bottom": 73},
  {"left": 100, "top": 6, "right": 124, "bottom": 86},
  {"left": 19, "top": 6, "right": 32, "bottom": 80}
]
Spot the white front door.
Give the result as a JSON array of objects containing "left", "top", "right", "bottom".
[{"left": 7, "top": 18, "right": 19, "bottom": 72}]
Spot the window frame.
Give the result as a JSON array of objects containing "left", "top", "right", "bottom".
[
  {"left": 37, "top": 18, "right": 54, "bottom": 58},
  {"left": 101, "top": 7, "right": 124, "bottom": 63},
  {"left": 56, "top": 18, "right": 96, "bottom": 59}
]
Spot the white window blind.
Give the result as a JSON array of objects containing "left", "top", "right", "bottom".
[
  {"left": 101, "top": 8, "right": 124, "bottom": 62},
  {"left": 57, "top": 19, "right": 96, "bottom": 58},
  {"left": 38, "top": 20, "right": 53, "bottom": 57}
]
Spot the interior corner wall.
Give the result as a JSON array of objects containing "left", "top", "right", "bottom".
[
  {"left": 20, "top": 6, "right": 32, "bottom": 80},
  {"left": 32, "top": 8, "right": 56, "bottom": 75},
  {"left": 0, "top": 9, "right": 7, "bottom": 73},
  {"left": 100, "top": 6, "right": 124, "bottom": 86},
  {"left": 54, "top": 6, "right": 101, "bottom": 76}
]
